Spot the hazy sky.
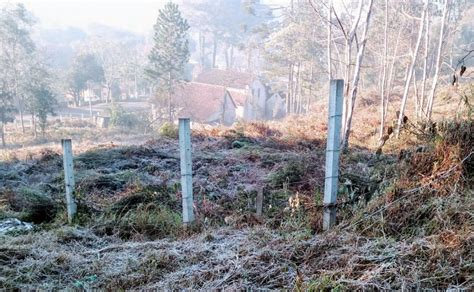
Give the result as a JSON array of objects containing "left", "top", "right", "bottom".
[{"left": 7, "top": 0, "right": 290, "bottom": 34}]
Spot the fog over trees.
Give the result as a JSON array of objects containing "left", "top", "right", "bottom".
[{"left": 0, "top": 0, "right": 472, "bottom": 145}]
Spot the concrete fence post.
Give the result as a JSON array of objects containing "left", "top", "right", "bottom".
[
  {"left": 256, "top": 187, "right": 264, "bottom": 217},
  {"left": 61, "top": 139, "right": 77, "bottom": 223},
  {"left": 323, "top": 79, "right": 344, "bottom": 230},
  {"left": 179, "top": 118, "right": 194, "bottom": 224}
]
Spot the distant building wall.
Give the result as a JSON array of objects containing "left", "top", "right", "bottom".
[
  {"left": 267, "top": 93, "right": 286, "bottom": 120},
  {"left": 244, "top": 79, "right": 268, "bottom": 120},
  {"left": 222, "top": 92, "right": 236, "bottom": 126}
]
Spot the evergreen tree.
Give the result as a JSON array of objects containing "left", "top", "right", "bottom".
[
  {"left": 0, "top": 3, "right": 36, "bottom": 133},
  {"left": 67, "top": 54, "right": 105, "bottom": 106},
  {"left": 31, "top": 86, "right": 57, "bottom": 137},
  {"left": 146, "top": 2, "right": 190, "bottom": 122}
]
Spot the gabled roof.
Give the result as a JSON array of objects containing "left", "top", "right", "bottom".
[
  {"left": 226, "top": 88, "right": 248, "bottom": 107},
  {"left": 175, "top": 82, "right": 236, "bottom": 122},
  {"left": 195, "top": 69, "right": 255, "bottom": 90}
]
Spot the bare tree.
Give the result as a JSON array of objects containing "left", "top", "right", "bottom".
[
  {"left": 340, "top": 0, "right": 364, "bottom": 138},
  {"left": 342, "top": 0, "right": 374, "bottom": 149},
  {"left": 425, "top": 0, "right": 451, "bottom": 120},
  {"left": 379, "top": 0, "right": 389, "bottom": 139},
  {"left": 419, "top": 9, "right": 431, "bottom": 119},
  {"left": 327, "top": 0, "right": 333, "bottom": 82},
  {"left": 395, "top": 0, "right": 429, "bottom": 137}
]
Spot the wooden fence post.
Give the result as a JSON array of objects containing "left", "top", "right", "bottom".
[
  {"left": 323, "top": 79, "right": 344, "bottom": 230},
  {"left": 179, "top": 118, "right": 194, "bottom": 224},
  {"left": 61, "top": 139, "right": 77, "bottom": 224}
]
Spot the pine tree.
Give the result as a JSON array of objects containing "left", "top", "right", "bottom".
[
  {"left": 146, "top": 2, "right": 190, "bottom": 122},
  {"left": 31, "top": 86, "right": 57, "bottom": 137}
]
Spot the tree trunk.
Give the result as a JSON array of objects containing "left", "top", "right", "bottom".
[
  {"left": 32, "top": 114, "right": 37, "bottom": 138},
  {"left": 168, "top": 72, "right": 173, "bottom": 122},
  {"left": 379, "top": 0, "right": 388, "bottom": 139},
  {"left": 426, "top": 0, "right": 450, "bottom": 121},
  {"left": 287, "top": 63, "right": 293, "bottom": 114},
  {"left": 307, "top": 65, "right": 314, "bottom": 111},
  {"left": 413, "top": 71, "right": 420, "bottom": 117},
  {"left": 106, "top": 85, "right": 112, "bottom": 103},
  {"left": 230, "top": 45, "right": 234, "bottom": 68},
  {"left": 327, "top": 0, "right": 333, "bottom": 81},
  {"left": 225, "top": 44, "right": 230, "bottom": 70},
  {"left": 247, "top": 47, "right": 253, "bottom": 73},
  {"left": 1, "top": 122, "right": 5, "bottom": 148},
  {"left": 395, "top": 0, "right": 428, "bottom": 137},
  {"left": 385, "top": 13, "right": 404, "bottom": 118},
  {"left": 134, "top": 73, "right": 138, "bottom": 98},
  {"left": 341, "top": 9, "right": 362, "bottom": 138},
  {"left": 199, "top": 30, "right": 205, "bottom": 67},
  {"left": 212, "top": 37, "right": 218, "bottom": 68},
  {"left": 342, "top": 39, "right": 352, "bottom": 134},
  {"left": 420, "top": 12, "right": 431, "bottom": 118},
  {"left": 19, "top": 107, "right": 25, "bottom": 134},
  {"left": 13, "top": 74, "right": 25, "bottom": 134},
  {"left": 342, "top": 0, "right": 374, "bottom": 149},
  {"left": 294, "top": 63, "right": 300, "bottom": 113}
]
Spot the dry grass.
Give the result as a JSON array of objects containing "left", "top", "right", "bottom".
[
  {"left": 0, "top": 84, "right": 473, "bottom": 289},
  {"left": 1, "top": 223, "right": 471, "bottom": 290}
]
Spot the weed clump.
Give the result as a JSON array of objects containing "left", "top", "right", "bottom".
[
  {"left": 159, "top": 122, "right": 178, "bottom": 139},
  {"left": 109, "top": 104, "right": 145, "bottom": 130},
  {"left": 5, "top": 188, "right": 57, "bottom": 223},
  {"left": 267, "top": 160, "right": 305, "bottom": 188},
  {"left": 93, "top": 187, "right": 182, "bottom": 240},
  {"left": 96, "top": 203, "right": 181, "bottom": 240},
  {"left": 350, "top": 120, "right": 473, "bottom": 238}
]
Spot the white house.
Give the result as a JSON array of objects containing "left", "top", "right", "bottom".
[{"left": 244, "top": 80, "right": 286, "bottom": 121}]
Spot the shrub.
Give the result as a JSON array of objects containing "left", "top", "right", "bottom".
[
  {"left": 159, "top": 122, "right": 179, "bottom": 139},
  {"left": 267, "top": 160, "right": 305, "bottom": 188},
  {"left": 109, "top": 104, "right": 144, "bottom": 130},
  {"left": 7, "top": 187, "right": 57, "bottom": 223}
]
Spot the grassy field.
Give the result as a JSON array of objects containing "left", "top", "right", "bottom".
[{"left": 0, "top": 87, "right": 472, "bottom": 289}]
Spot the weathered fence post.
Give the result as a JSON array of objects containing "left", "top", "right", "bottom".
[
  {"left": 61, "top": 139, "right": 77, "bottom": 224},
  {"left": 179, "top": 118, "right": 194, "bottom": 224},
  {"left": 323, "top": 79, "right": 344, "bottom": 230}
]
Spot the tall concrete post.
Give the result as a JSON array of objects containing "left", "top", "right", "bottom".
[
  {"left": 61, "top": 139, "right": 77, "bottom": 224},
  {"left": 323, "top": 80, "right": 344, "bottom": 230},
  {"left": 179, "top": 118, "right": 194, "bottom": 224}
]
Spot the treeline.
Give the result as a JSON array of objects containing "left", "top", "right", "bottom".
[
  {"left": 0, "top": 3, "right": 57, "bottom": 145},
  {"left": 1, "top": 0, "right": 472, "bottom": 149},
  {"left": 261, "top": 0, "right": 472, "bottom": 148}
]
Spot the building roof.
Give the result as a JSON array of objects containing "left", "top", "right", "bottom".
[
  {"left": 175, "top": 82, "right": 236, "bottom": 122},
  {"left": 226, "top": 88, "right": 248, "bottom": 106},
  {"left": 194, "top": 69, "right": 255, "bottom": 90}
]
